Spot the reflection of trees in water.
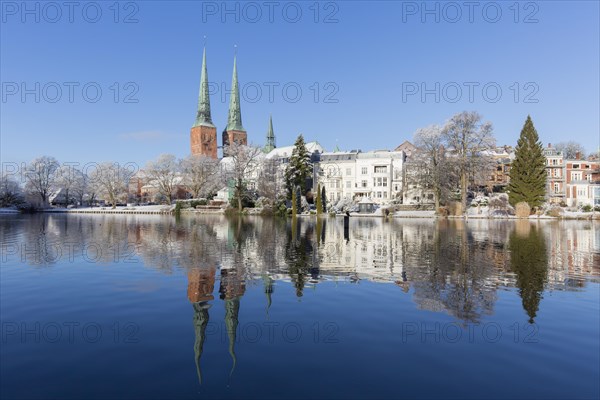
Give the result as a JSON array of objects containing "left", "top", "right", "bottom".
[
  {"left": 409, "top": 219, "right": 500, "bottom": 323},
  {"left": 509, "top": 221, "right": 548, "bottom": 323},
  {"left": 284, "top": 219, "right": 316, "bottom": 297},
  {"left": 7, "top": 214, "right": 599, "bottom": 325}
]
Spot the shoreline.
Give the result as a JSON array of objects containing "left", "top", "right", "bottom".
[{"left": 2, "top": 207, "right": 598, "bottom": 220}]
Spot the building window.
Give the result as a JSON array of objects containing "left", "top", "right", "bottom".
[
  {"left": 374, "top": 166, "right": 387, "bottom": 174},
  {"left": 383, "top": 177, "right": 387, "bottom": 187},
  {"left": 346, "top": 181, "right": 351, "bottom": 189},
  {"left": 554, "top": 183, "right": 560, "bottom": 193},
  {"left": 361, "top": 167, "right": 367, "bottom": 175},
  {"left": 361, "top": 180, "right": 368, "bottom": 188},
  {"left": 346, "top": 168, "right": 351, "bottom": 176},
  {"left": 383, "top": 191, "right": 387, "bottom": 198}
]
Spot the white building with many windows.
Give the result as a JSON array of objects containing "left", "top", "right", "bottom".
[{"left": 317, "top": 150, "right": 405, "bottom": 204}]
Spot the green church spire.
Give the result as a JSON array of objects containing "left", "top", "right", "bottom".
[
  {"left": 192, "top": 302, "right": 210, "bottom": 385},
  {"left": 194, "top": 47, "right": 214, "bottom": 128},
  {"left": 225, "top": 297, "right": 240, "bottom": 378},
  {"left": 226, "top": 56, "right": 245, "bottom": 132},
  {"left": 264, "top": 115, "right": 276, "bottom": 153}
]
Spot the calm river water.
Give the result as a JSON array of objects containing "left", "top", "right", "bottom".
[{"left": 1, "top": 214, "right": 599, "bottom": 399}]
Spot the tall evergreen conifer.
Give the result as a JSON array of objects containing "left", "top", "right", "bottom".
[
  {"left": 508, "top": 116, "right": 547, "bottom": 207},
  {"left": 285, "top": 135, "right": 312, "bottom": 198}
]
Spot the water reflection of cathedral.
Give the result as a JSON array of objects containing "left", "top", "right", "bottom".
[
  {"left": 6, "top": 215, "right": 599, "bottom": 322},
  {"left": 187, "top": 264, "right": 247, "bottom": 385}
]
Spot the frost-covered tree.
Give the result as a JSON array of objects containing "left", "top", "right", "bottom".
[
  {"left": 71, "top": 169, "right": 89, "bottom": 207},
  {"left": 284, "top": 134, "right": 312, "bottom": 198},
  {"left": 442, "top": 112, "right": 495, "bottom": 211},
  {"left": 508, "top": 116, "right": 546, "bottom": 208},
  {"left": 145, "top": 154, "right": 181, "bottom": 204},
  {"left": 0, "top": 174, "right": 24, "bottom": 207},
  {"left": 413, "top": 124, "right": 455, "bottom": 209},
  {"left": 224, "top": 142, "right": 262, "bottom": 211},
  {"left": 554, "top": 141, "right": 586, "bottom": 160},
  {"left": 55, "top": 164, "right": 81, "bottom": 207},
  {"left": 90, "top": 162, "right": 134, "bottom": 208},
  {"left": 24, "top": 156, "right": 59, "bottom": 207},
  {"left": 181, "top": 154, "right": 219, "bottom": 199},
  {"left": 257, "top": 158, "right": 285, "bottom": 206}
]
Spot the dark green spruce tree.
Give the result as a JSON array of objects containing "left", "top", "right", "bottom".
[
  {"left": 284, "top": 134, "right": 312, "bottom": 199},
  {"left": 508, "top": 116, "right": 547, "bottom": 207}
]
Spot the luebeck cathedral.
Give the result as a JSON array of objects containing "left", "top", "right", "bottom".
[{"left": 191, "top": 48, "right": 272, "bottom": 159}]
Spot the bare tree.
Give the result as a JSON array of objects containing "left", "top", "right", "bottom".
[
  {"left": 442, "top": 111, "right": 495, "bottom": 211},
  {"left": 181, "top": 154, "right": 219, "bottom": 199},
  {"left": 413, "top": 125, "right": 451, "bottom": 209},
  {"left": 145, "top": 154, "right": 181, "bottom": 204},
  {"left": 55, "top": 164, "right": 81, "bottom": 207},
  {"left": 0, "top": 174, "right": 24, "bottom": 207},
  {"left": 554, "top": 141, "right": 586, "bottom": 159},
  {"left": 223, "top": 143, "right": 262, "bottom": 211},
  {"left": 89, "top": 162, "right": 133, "bottom": 208},
  {"left": 24, "top": 156, "right": 59, "bottom": 207},
  {"left": 71, "top": 169, "right": 89, "bottom": 207},
  {"left": 257, "top": 158, "right": 285, "bottom": 206}
]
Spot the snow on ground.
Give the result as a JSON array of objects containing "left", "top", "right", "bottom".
[
  {"left": 393, "top": 210, "right": 436, "bottom": 218},
  {"left": 57, "top": 205, "right": 175, "bottom": 213},
  {"left": 0, "top": 207, "right": 20, "bottom": 214},
  {"left": 561, "top": 210, "right": 598, "bottom": 219}
]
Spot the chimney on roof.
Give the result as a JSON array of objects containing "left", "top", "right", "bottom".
[
  {"left": 548, "top": 143, "right": 552, "bottom": 148},
  {"left": 575, "top": 151, "right": 581, "bottom": 160}
]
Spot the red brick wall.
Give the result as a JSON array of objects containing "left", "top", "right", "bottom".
[{"left": 190, "top": 125, "right": 217, "bottom": 159}]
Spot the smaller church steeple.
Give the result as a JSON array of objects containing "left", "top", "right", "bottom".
[{"left": 264, "top": 115, "right": 276, "bottom": 153}]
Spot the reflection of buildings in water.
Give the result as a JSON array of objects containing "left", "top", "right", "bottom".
[
  {"left": 187, "top": 268, "right": 216, "bottom": 303},
  {"left": 318, "top": 218, "right": 419, "bottom": 283},
  {"left": 545, "top": 222, "right": 600, "bottom": 287},
  {"left": 187, "top": 266, "right": 217, "bottom": 385},
  {"left": 187, "top": 263, "right": 247, "bottom": 385},
  {"left": 192, "top": 302, "right": 210, "bottom": 384},
  {"left": 7, "top": 215, "right": 600, "bottom": 321},
  {"left": 263, "top": 275, "right": 274, "bottom": 316},
  {"left": 219, "top": 267, "right": 245, "bottom": 377}
]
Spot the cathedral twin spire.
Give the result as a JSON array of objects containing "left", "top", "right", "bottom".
[
  {"left": 225, "top": 56, "right": 245, "bottom": 132},
  {"left": 194, "top": 47, "right": 214, "bottom": 128},
  {"left": 192, "top": 46, "right": 275, "bottom": 156},
  {"left": 194, "top": 48, "right": 244, "bottom": 133}
]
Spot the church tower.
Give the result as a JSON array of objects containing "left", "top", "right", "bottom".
[
  {"left": 222, "top": 56, "right": 247, "bottom": 156},
  {"left": 190, "top": 48, "right": 218, "bottom": 159},
  {"left": 263, "top": 115, "right": 276, "bottom": 153}
]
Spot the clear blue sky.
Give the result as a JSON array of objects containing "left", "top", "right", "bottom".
[{"left": 1, "top": 0, "right": 599, "bottom": 167}]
